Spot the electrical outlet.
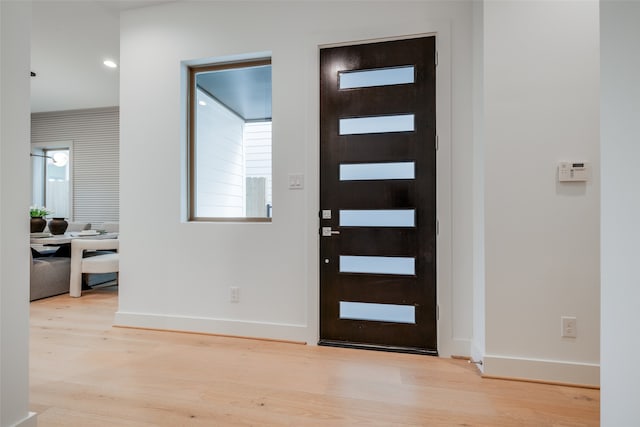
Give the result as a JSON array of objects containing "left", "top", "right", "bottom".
[
  {"left": 561, "top": 316, "right": 577, "bottom": 338},
  {"left": 230, "top": 287, "right": 240, "bottom": 303}
]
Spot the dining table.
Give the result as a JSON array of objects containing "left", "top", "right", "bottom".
[
  {"left": 30, "top": 231, "right": 119, "bottom": 245},
  {"left": 30, "top": 231, "right": 119, "bottom": 256}
]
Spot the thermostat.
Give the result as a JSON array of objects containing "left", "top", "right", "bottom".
[{"left": 558, "top": 162, "right": 588, "bottom": 182}]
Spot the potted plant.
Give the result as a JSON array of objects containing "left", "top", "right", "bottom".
[{"left": 30, "top": 206, "right": 51, "bottom": 233}]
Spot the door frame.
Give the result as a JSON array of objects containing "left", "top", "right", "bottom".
[{"left": 311, "top": 29, "right": 456, "bottom": 356}]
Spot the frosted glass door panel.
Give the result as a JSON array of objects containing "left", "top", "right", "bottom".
[
  {"left": 340, "top": 255, "right": 415, "bottom": 275},
  {"left": 340, "top": 162, "right": 415, "bottom": 181},
  {"left": 339, "top": 66, "right": 414, "bottom": 89},
  {"left": 340, "top": 301, "right": 415, "bottom": 324},
  {"left": 340, "top": 210, "right": 415, "bottom": 227},
  {"left": 339, "top": 114, "right": 414, "bottom": 135}
]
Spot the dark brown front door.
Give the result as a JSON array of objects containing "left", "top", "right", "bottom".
[{"left": 319, "top": 37, "right": 437, "bottom": 355}]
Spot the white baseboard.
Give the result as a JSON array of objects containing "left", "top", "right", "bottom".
[
  {"left": 483, "top": 354, "right": 599, "bottom": 387},
  {"left": 470, "top": 341, "right": 485, "bottom": 373},
  {"left": 115, "top": 311, "right": 479, "bottom": 357},
  {"left": 439, "top": 337, "right": 471, "bottom": 358},
  {"left": 114, "top": 311, "right": 310, "bottom": 344},
  {"left": 12, "top": 412, "right": 37, "bottom": 427}
]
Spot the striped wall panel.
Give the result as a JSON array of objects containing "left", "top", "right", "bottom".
[{"left": 31, "top": 107, "right": 119, "bottom": 224}]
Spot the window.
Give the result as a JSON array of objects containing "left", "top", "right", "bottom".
[
  {"left": 31, "top": 142, "right": 72, "bottom": 219},
  {"left": 189, "top": 59, "right": 272, "bottom": 221}
]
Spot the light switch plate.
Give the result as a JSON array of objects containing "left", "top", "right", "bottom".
[{"left": 288, "top": 174, "right": 304, "bottom": 189}]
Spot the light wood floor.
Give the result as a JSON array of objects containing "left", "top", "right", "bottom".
[{"left": 30, "top": 288, "right": 599, "bottom": 426}]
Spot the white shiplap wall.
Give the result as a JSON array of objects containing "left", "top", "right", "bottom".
[
  {"left": 244, "top": 121, "right": 272, "bottom": 207},
  {"left": 31, "top": 107, "right": 119, "bottom": 224},
  {"left": 195, "top": 89, "right": 245, "bottom": 217}
]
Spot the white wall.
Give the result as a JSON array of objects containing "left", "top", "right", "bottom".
[
  {"left": 0, "top": 2, "right": 37, "bottom": 426},
  {"left": 471, "top": 0, "right": 485, "bottom": 367},
  {"left": 118, "top": 1, "right": 474, "bottom": 356},
  {"left": 483, "top": 1, "right": 600, "bottom": 385},
  {"left": 600, "top": 0, "right": 640, "bottom": 424}
]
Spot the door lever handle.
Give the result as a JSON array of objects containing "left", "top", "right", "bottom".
[{"left": 321, "top": 227, "right": 340, "bottom": 237}]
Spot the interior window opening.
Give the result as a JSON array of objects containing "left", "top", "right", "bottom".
[{"left": 189, "top": 59, "right": 272, "bottom": 221}]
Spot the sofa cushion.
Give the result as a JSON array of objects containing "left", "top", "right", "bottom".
[{"left": 67, "top": 222, "right": 91, "bottom": 232}]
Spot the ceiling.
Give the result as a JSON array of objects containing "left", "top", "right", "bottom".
[
  {"left": 30, "top": 0, "right": 175, "bottom": 113},
  {"left": 196, "top": 65, "right": 272, "bottom": 121}
]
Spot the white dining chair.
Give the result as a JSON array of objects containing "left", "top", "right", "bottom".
[{"left": 70, "top": 238, "right": 119, "bottom": 297}]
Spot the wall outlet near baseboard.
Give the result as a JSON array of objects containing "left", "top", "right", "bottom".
[
  {"left": 561, "top": 316, "right": 577, "bottom": 338},
  {"left": 230, "top": 287, "right": 240, "bottom": 303}
]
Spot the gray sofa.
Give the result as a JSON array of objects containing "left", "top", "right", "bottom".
[
  {"left": 30, "top": 251, "right": 70, "bottom": 301},
  {"left": 30, "top": 221, "right": 91, "bottom": 300}
]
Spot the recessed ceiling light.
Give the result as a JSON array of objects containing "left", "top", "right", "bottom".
[
  {"left": 103, "top": 60, "right": 118, "bottom": 68},
  {"left": 198, "top": 100, "right": 207, "bottom": 106}
]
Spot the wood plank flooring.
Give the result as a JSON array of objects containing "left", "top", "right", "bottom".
[{"left": 30, "top": 288, "right": 599, "bottom": 426}]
